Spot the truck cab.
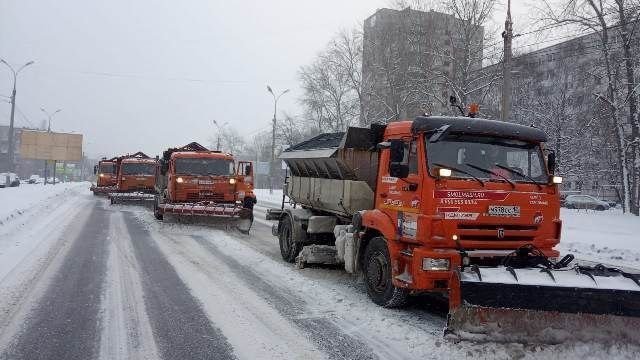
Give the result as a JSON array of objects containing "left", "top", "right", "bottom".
[
  {"left": 117, "top": 157, "right": 158, "bottom": 193},
  {"left": 363, "top": 116, "right": 561, "bottom": 301},
  {"left": 163, "top": 151, "right": 255, "bottom": 208},
  {"left": 95, "top": 160, "right": 117, "bottom": 187}
]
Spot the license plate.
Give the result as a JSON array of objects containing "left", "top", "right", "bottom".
[{"left": 488, "top": 205, "right": 520, "bottom": 217}]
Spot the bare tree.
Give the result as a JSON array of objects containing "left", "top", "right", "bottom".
[
  {"left": 299, "top": 30, "right": 362, "bottom": 132},
  {"left": 540, "top": 0, "right": 640, "bottom": 214}
]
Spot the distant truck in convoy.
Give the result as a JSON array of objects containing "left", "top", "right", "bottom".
[
  {"left": 153, "top": 142, "right": 256, "bottom": 233},
  {"left": 267, "top": 114, "right": 640, "bottom": 344},
  {"left": 108, "top": 152, "right": 159, "bottom": 205},
  {"left": 90, "top": 157, "right": 118, "bottom": 195}
]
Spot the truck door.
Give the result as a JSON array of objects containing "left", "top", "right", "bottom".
[
  {"left": 379, "top": 139, "right": 421, "bottom": 241},
  {"left": 237, "top": 161, "right": 254, "bottom": 187}
]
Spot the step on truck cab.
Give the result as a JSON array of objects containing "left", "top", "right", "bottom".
[
  {"left": 154, "top": 142, "right": 256, "bottom": 233},
  {"left": 268, "top": 115, "right": 640, "bottom": 344}
]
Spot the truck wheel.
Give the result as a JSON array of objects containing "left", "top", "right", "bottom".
[
  {"left": 153, "top": 195, "right": 163, "bottom": 220},
  {"left": 279, "top": 216, "right": 302, "bottom": 263},
  {"left": 363, "top": 237, "right": 408, "bottom": 308}
]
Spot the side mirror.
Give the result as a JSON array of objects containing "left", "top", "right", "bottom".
[
  {"left": 390, "top": 163, "right": 410, "bottom": 178},
  {"left": 389, "top": 140, "right": 409, "bottom": 178},
  {"left": 389, "top": 139, "right": 405, "bottom": 163},
  {"left": 547, "top": 151, "right": 557, "bottom": 175},
  {"left": 245, "top": 163, "right": 253, "bottom": 176}
]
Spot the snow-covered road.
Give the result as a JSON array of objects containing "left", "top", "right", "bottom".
[{"left": 0, "top": 185, "right": 638, "bottom": 359}]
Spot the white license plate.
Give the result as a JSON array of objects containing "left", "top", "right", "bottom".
[{"left": 488, "top": 205, "right": 520, "bottom": 217}]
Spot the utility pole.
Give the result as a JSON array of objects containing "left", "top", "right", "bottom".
[
  {"left": 501, "top": 0, "right": 513, "bottom": 122},
  {"left": 267, "top": 85, "right": 289, "bottom": 194},
  {"left": 0, "top": 59, "right": 34, "bottom": 171}
]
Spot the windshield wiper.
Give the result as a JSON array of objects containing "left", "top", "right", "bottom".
[
  {"left": 429, "top": 125, "right": 451, "bottom": 143},
  {"left": 464, "top": 163, "right": 516, "bottom": 189},
  {"left": 433, "top": 162, "right": 485, "bottom": 187},
  {"left": 494, "top": 164, "right": 543, "bottom": 190}
]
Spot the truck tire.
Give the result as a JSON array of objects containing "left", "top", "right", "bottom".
[
  {"left": 279, "top": 216, "right": 303, "bottom": 263},
  {"left": 363, "top": 237, "right": 408, "bottom": 308},
  {"left": 153, "top": 195, "right": 163, "bottom": 220}
]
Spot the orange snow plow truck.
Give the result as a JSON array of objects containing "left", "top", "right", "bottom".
[
  {"left": 153, "top": 142, "right": 256, "bottom": 233},
  {"left": 109, "top": 152, "right": 159, "bottom": 205},
  {"left": 267, "top": 115, "right": 640, "bottom": 344},
  {"left": 90, "top": 157, "right": 118, "bottom": 195}
]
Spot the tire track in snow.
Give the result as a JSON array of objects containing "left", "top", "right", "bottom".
[
  {"left": 152, "top": 230, "right": 327, "bottom": 360},
  {"left": 0, "top": 193, "right": 93, "bottom": 354},
  {"left": 191, "top": 234, "right": 380, "bottom": 360},
  {"left": 1, "top": 203, "right": 110, "bottom": 360},
  {"left": 98, "top": 211, "right": 160, "bottom": 360},
  {"left": 122, "top": 215, "right": 236, "bottom": 360}
]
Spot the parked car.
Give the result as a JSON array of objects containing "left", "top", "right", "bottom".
[
  {"left": 0, "top": 173, "right": 20, "bottom": 188},
  {"left": 28, "top": 175, "right": 43, "bottom": 184},
  {"left": 564, "top": 194, "right": 610, "bottom": 211}
]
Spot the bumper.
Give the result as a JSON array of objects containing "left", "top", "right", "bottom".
[{"left": 158, "top": 202, "right": 252, "bottom": 218}]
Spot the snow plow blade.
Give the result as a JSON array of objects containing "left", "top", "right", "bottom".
[
  {"left": 109, "top": 192, "right": 156, "bottom": 205},
  {"left": 158, "top": 202, "right": 253, "bottom": 233},
  {"left": 90, "top": 185, "right": 116, "bottom": 196},
  {"left": 446, "top": 266, "right": 640, "bottom": 345}
]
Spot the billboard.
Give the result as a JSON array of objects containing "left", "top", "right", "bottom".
[{"left": 19, "top": 131, "right": 83, "bottom": 161}]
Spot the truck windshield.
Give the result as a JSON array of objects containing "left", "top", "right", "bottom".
[
  {"left": 121, "top": 163, "right": 156, "bottom": 175},
  {"left": 426, "top": 134, "right": 547, "bottom": 183},
  {"left": 175, "top": 158, "right": 234, "bottom": 176},
  {"left": 99, "top": 163, "right": 116, "bottom": 174}
]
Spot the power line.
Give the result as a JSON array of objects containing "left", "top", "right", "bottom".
[{"left": 14, "top": 105, "right": 36, "bottom": 128}]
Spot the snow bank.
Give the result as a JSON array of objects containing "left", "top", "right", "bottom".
[
  {"left": 0, "top": 182, "right": 88, "bottom": 225},
  {"left": 559, "top": 209, "right": 640, "bottom": 268},
  {"left": 254, "top": 189, "right": 286, "bottom": 208}
]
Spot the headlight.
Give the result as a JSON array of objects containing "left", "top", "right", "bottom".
[
  {"left": 99, "top": 173, "right": 105, "bottom": 177},
  {"left": 552, "top": 176, "right": 563, "bottom": 184},
  {"left": 229, "top": 178, "right": 237, "bottom": 184},
  {"left": 438, "top": 168, "right": 452, "bottom": 177},
  {"left": 422, "top": 258, "right": 450, "bottom": 271},
  {"left": 176, "top": 177, "right": 184, "bottom": 183}
]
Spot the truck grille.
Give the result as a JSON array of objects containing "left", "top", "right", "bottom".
[
  {"left": 457, "top": 224, "right": 538, "bottom": 243},
  {"left": 186, "top": 192, "right": 226, "bottom": 202}
]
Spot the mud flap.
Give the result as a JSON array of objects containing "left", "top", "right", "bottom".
[{"left": 446, "top": 267, "right": 640, "bottom": 344}]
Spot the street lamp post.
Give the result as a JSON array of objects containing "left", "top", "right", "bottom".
[
  {"left": 267, "top": 85, "right": 289, "bottom": 194},
  {"left": 40, "top": 107, "right": 62, "bottom": 184},
  {"left": 0, "top": 59, "right": 34, "bottom": 171},
  {"left": 41, "top": 107, "right": 62, "bottom": 132},
  {"left": 212, "top": 120, "right": 228, "bottom": 151}
]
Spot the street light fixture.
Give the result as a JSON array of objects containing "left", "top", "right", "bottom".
[
  {"left": 266, "top": 85, "right": 289, "bottom": 194},
  {"left": 212, "top": 119, "right": 228, "bottom": 151},
  {"left": 40, "top": 107, "right": 62, "bottom": 132},
  {"left": 0, "top": 59, "right": 34, "bottom": 171}
]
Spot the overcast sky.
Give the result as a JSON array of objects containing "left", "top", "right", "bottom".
[{"left": 1, "top": 0, "right": 540, "bottom": 159}]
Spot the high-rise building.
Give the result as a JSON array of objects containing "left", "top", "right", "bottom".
[{"left": 361, "top": 7, "right": 484, "bottom": 124}]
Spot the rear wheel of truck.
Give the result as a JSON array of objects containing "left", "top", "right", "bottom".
[
  {"left": 279, "top": 216, "right": 302, "bottom": 263},
  {"left": 363, "top": 237, "right": 408, "bottom": 308},
  {"left": 153, "top": 195, "right": 163, "bottom": 220}
]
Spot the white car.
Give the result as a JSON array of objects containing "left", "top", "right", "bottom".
[
  {"left": 0, "top": 173, "right": 20, "bottom": 188},
  {"left": 564, "top": 194, "right": 610, "bottom": 211}
]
